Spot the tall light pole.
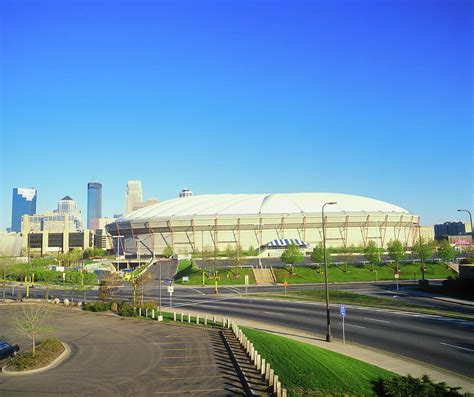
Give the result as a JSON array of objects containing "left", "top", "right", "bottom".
[
  {"left": 457, "top": 209, "right": 473, "bottom": 236},
  {"left": 322, "top": 201, "right": 337, "bottom": 342}
]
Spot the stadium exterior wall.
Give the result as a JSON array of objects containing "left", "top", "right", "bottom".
[{"left": 107, "top": 211, "right": 420, "bottom": 257}]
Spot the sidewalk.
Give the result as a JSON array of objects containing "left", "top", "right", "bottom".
[{"left": 175, "top": 308, "right": 474, "bottom": 393}]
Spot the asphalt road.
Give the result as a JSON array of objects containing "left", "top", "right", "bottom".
[
  {"left": 0, "top": 306, "right": 252, "bottom": 396},
  {"left": 158, "top": 290, "right": 474, "bottom": 378},
  {"left": 5, "top": 281, "right": 474, "bottom": 379}
]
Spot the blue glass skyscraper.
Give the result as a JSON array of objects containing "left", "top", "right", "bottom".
[
  {"left": 87, "top": 182, "right": 102, "bottom": 229},
  {"left": 11, "top": 188, "right": 37, "bottom": 232}
]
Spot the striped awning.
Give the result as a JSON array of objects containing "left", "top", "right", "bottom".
[{"left": 266, "top": 239, "right": 308, "bottom": 248}]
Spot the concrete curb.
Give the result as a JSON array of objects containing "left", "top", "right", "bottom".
[{"left": 1, "top": 342, "right": 70, "bottom": 376}]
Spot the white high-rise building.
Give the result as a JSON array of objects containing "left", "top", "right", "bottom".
[
  {"left": 125, "top": 180, "right": 143, "bottom": 214},
  {"left": 55, "top": 196, "right": 83, "bottom": 230}
]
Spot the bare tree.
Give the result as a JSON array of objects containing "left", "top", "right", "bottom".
[
  {"left": 128, "top": 271, "right": 152, "bottom": 305},
  {"left": 99, "top": 272, "right": 120, "bottom": 301},
  {"left": 11, "top": 304, "right": 54, "bottom": 356}
]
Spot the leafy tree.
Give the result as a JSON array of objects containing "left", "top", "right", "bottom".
[
  {"left": 228, "top": 246, "right": 245, "bottom": 277},
  {"left": 438, "top": 240, "right": 456, "bottom": 264},
  {"left": 338, "top": 244, "right": 355, "bottom": 272},
  {"left": 364, "top": 240, "right": 383, "bottom": 271},
  {"left": 163, "top": 246, "right": 174, "bottom": 259},
  {"left": 412, "top": 237, "right": 434, "bottom": 280},
  {"left": 310, "top": 243, "right": 332, "bottom": 273},
  {"left": 465, "top": 244, "right": 474, "bottom": 264},
  {"left": 11, "top": 304, "right": 54, "bottom": 357},
  {"left": 281, "top": 244, "right": 304, "bottom": 274},
  {"left": 387, "top": 240, "right": 406, "bottom": 273}
]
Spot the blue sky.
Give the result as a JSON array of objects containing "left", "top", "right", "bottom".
[{"left": 1, "top": 0, "right": 472, "bottom": 229}]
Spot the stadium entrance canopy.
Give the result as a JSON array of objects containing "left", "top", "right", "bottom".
[{"left": 265, "top": 239, "right": 308, "bottom": 249}]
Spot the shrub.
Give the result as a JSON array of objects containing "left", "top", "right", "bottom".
[
  {"left": 373, "top": 374, "right": 464, "bottom": 397},
  {"left": 82, "top": 301, "right": 113, "bottom": 312},
  {"left": 7, "top": 338, "right": 64, "bottom": 372},
  {"left": 118, "top": 302, "right": 137, "bottom": 317}
]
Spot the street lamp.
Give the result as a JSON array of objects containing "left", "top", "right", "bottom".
[
  {"left": 322, "top": 201, "right": 337, "bottom": 342},
  {"left": 457, "top": 209, "right": 473, "bottom": 236}
]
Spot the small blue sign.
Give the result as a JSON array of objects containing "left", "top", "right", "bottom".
[{"left": 339, "top": 304, "right": 346, "bottom": 317}]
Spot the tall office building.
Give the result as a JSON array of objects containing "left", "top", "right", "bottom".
[
  {"left": 434, "top": 221, "right": 466, "bottom": 240},
  {"left": 87, "top": 182, "right": 102, "bottom": 229},
  {"left": 125, "top": 180, "right": 143, "bottom": 214},
  {"left": 56, "top": 196, "right": 83, "bottom": 230},
  {"left": 11, "top": 188, "right": 37, "bottom": 232}
]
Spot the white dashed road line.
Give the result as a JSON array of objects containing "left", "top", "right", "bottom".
[
  {"left": 364, "top": 317, "right": 391, "bottom": 323},
  {"left": 440, "top": 342, "right": 474, "bottom": 353}
]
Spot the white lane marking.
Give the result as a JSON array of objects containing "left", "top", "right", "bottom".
[
  {"left": 263, "top": 311, "right": 285, "bottom": 316},
  {"left": 440, "top": 342, "right": 474, "bottom": 353},
  {"left": 226, "top": 287, "right": 241, "bottom": 294},
  {"left": 364, "top": 317, "right": 391, "bottom": 323},
  {"left": 345, "top": 324, "right": 366, "bottom": 329},
  {"left": 188, "top": 287, "right": 206, "bottom": 295},
  {"left": 290, "top": 308, "right": 308, "bottom": 312}
]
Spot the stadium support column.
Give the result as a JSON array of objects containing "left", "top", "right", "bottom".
[
  {"left": 237, "top": 218, "right": 241, "bottom": 255},
  {"left": 280, "top": 217, "right": 285, "bottom": 239},
  {"left": 303, "top": 216, "right": 307, "bottom": 241},
  {"left": 258, "top": 217, "right": 263, "bottom": 268},
  {"left": 379, "top": 215, "right": 388, "bottom": 247},
  {"left": 191, "top": 219, "right": 196, "bottom": 253},
  {"left": 147, "top": 222, "right": 155, "bottom": 259},
  {"left": 130, "top": 221, "right": 138, "bottom": 259},
  {"left": 167, "top": 220, "right": 174, "bottom": 253},
  {"left": 214, "top": 218, "right": 219, "bottom": 254}
]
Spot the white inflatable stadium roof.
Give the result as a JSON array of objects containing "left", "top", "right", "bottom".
[{"left": 119, "top": 193, "right": 409, "bottom": 221}]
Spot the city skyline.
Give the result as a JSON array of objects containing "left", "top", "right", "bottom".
[{"left": 1, "top": 0, "right": 472, "bottom": 230}]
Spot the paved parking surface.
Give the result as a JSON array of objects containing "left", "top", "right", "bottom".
[{"left": 0, "top": 305, "right": 247, "bottom": 396}]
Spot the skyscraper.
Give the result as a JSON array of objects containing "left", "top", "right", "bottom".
[
  {"left": 125, "top": 180, "right": 143, "bottom": 214},
  {"left": 11, "top": 187, "right": 37, "bottom": 232},
  {"left": 87, "top": 182, "right": 102, "bottom": 229},
  {"left": 56, "top": 196, "right": 83, "bottom": 230}
]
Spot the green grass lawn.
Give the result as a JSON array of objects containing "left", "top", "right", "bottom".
[
  {"left": 274, "top": 263, "right": 454, "bottom": 284},
  {"left": 173, "top": 261, "right": 454, "bottom": 286},
  {"left": 174, "top": 260, "right": 256, "bottom": 285},
  {"left": 241, "top": 327, "right": 393, "bottom": 396}
]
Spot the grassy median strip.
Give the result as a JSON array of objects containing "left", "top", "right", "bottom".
[
  {"left": 6, "top": 338, "right": 64, "bottom": 372},
  {"left": 273, "top": 263, "right": 453, "bottom": 283},
  {"left": 251, "top": 290, "right": 474, "bottom": 320},
  {"left": 241, "top": 327, "right": 393, "bottom": 396},
  {"left": 174, "top": 260, "right": 256, "bottom": 285}
]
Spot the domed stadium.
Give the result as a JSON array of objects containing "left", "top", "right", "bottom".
[{"left": 106, "top": 192, "right": 419, "bottom": 257}]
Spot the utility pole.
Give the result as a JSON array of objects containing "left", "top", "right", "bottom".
[{"left": 322, "top": 201, "right": 337, "bottom": 342}]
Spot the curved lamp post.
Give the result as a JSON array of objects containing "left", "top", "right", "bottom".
[
  {"left": 457, "top": 209, "right": 473, "bottom": 236},
  {"left": 322, "top": 201, "right": 337, "bottom": 342}
]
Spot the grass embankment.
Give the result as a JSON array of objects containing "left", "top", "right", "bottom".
[
  {"left": 242, "top": 327, "right": 393, "bottom": 396},
  {"left": 173, "top": 261, "right": 453, "bottom": 286},
  {"left": 6, "top": 339, "right": 64, "bottom": 372},
  {"left": 256, "top": 290, "right": 474, "bottom": 319},
  {"left": 174, "top": 260, "right": 256, "bottom": 285},
  {"left": 273, "top": 263, "right": 453, "bottom": 284}
]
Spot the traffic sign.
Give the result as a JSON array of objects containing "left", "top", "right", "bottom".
[
  {"left": 394, "top": 273, "right": 400, "bottom": 279},
  {"left": 339, "top": 304, "right": 346, "bottom": 317},
  {"left": 244, "top": 275, "right": 249, "bottom": 285},
  {"left": 167, "top": 286, "right": 174, "bottom": 294}
]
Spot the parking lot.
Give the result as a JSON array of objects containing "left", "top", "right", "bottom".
[{"left": 0, "top": 304, "right": 248, "bottom": 396}]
